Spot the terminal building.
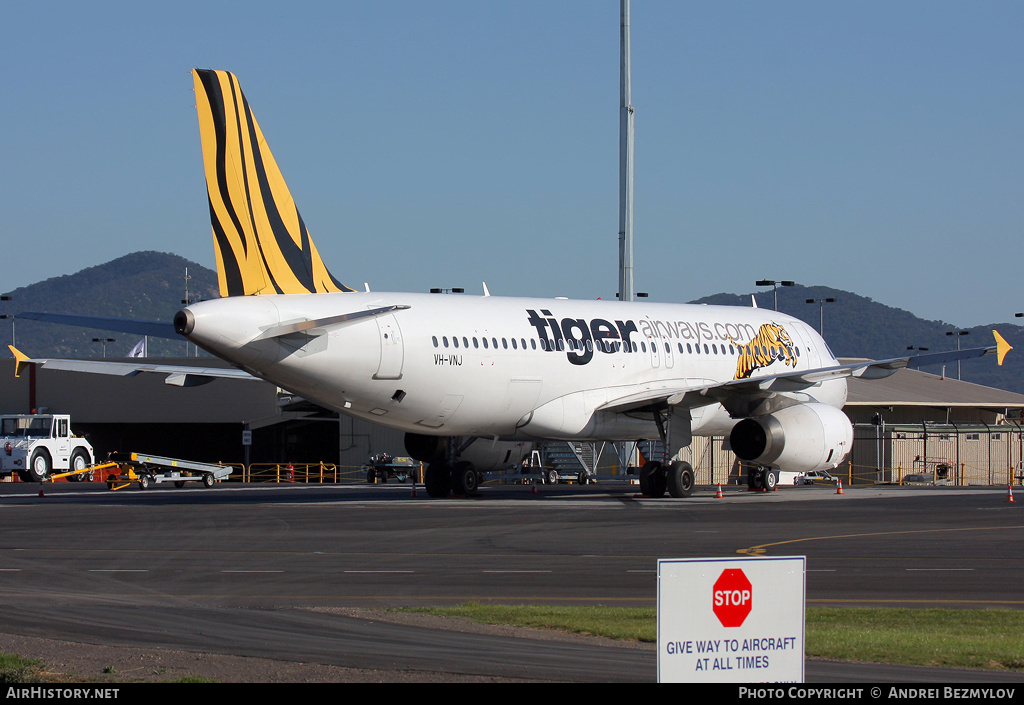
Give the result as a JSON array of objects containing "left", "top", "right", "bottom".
[{"left": 2, "top": 357, "right": 1023, "bottom": 486}]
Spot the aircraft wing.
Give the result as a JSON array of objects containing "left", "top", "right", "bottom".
[
  {"left": 15, "top": 312, "right": 179, "bottom": 339},
  {"left": 597, "top": 331, "right": 1012, "bottom": 415},
  {"left": 8, "top": 346, "right": 259, "bottom": 387}
]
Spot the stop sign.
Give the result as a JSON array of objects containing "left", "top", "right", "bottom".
[{"left": 713, "top": 568, "right": 752, "bottom": 627}]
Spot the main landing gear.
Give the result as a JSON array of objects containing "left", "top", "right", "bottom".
[
  {"left": 747, "top": 465, "right": 779, "bottom": 491},
  {"left": 424, "top": 459, "right": 482, "bottom": 498},
  {"left": 637, "top": 407, "right": 695, "bottom": 499},
  {"left": 639, "top": 460, "right": 695, "bottom": 498}
]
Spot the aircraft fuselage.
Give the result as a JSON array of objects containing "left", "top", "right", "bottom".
[{"left": 179, "top": 292, "right": 847, "bottom": 443}]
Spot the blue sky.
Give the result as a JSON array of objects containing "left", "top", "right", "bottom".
[{"left": 3, "top": 1, "right": 1021, "bottom": 328}]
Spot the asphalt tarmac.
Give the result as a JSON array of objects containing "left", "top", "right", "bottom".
[{"left": 0, "top": 480, "right": 1021, "bottom": 682}]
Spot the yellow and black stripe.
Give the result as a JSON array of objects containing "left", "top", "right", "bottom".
[{"left": 192, "top": 69, "right": 353, "bottom": 297}]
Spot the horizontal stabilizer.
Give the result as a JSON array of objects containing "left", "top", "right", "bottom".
[
  {"left": 7, "top": 345, "right": 258, "bottom": 385},
  {"left": 16, "top": 312, "right": 178, "bottom": 339},
  {"left": 254, "top": 305, "right": 410, "bottom": 341}
]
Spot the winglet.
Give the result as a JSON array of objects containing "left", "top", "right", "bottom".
[
  {"left": 994, "top": 330, "right": 1012, "bottom": 366},
  {"left": 9, "top": 345, "right": 31, "bottom": 378}
]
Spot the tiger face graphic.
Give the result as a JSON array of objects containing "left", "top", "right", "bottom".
[{"left": 729, "top": 323, "right": 798, "bottom": 379}]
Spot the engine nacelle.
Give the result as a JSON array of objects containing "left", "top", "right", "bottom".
[
  {"left": 404, "top": 433, "right": 531, "bottom": 472},
  {"left": 729, "top": 403, "right": 852, "bottom": 473}
]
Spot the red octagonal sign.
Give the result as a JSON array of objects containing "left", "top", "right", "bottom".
[{"left": 713, "top": 568, "right": 753, "bottom": 627}]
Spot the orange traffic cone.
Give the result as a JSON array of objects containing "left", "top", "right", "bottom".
[
  {"left": 835, "top": 480, "right": 846, "bottom": 495},
  {"left": 1007, "top": 485, "right": 1015, "bottom": 503},
  {"left": 715, "top": 484, "right": 724, "bottom": 498}
]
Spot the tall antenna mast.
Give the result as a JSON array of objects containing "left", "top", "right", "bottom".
[{"left": 618, "top": 0, "right": 635, "bottom": 302}]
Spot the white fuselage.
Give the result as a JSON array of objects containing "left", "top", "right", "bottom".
[{"left": 181, "top": 292, "right": 847, "bottom": 443}]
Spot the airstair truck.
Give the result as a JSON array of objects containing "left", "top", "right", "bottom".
[{"left": 0, "top": 414, "right": 95, "bottom": 482}]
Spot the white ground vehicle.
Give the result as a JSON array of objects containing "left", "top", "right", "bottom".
[{"left": 0, "top": 414, "right": 95, "bottom": 482}]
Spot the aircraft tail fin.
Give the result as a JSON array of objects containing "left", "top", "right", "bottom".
[{"left": 192, "top": 69, "right": 353, "bottom": 297}]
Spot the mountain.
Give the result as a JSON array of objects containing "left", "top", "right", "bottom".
[
  {"left": 5, "top": 255, "right": 1022, "bottom": 394},
  {"left": 3, "top": 251, "right": 219, "bottom": 358},
  {"left": 691, "top": 285, "right": 1024, "bottom": 395}
]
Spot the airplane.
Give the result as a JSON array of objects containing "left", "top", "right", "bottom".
[{"left": 10, "top": 69, "right": 1012, "bottom": 499}]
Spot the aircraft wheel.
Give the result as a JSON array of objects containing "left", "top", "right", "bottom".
[
  {"left": 424, "top": 461, "right": 451, "bottom": 498},
  {"left": 451, "top": 461, "right": 479, "bottom": 496},
  {"left": 764, "top": 469, "right": 779, "bottom": 491},
  {"left": 747, "top": 466, "right": 764, "bottom": 490},
  {"left": 640, "top": 461, "right": 666, "bottom": 497},
  {"left": 667, "top": 461, "right": 694, "bottom": 498}
]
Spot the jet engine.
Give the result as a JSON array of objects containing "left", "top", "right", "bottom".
[
  {"left": 404, "top": 433, "right": 531, "bottom": 472},
  {"left": 728, "top": 403, "right": 852, "bottom": 473}
]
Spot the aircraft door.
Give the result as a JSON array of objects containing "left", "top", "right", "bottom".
[
  {"left": 373, "top": 313, "right": 405, "bottom": 380},
  {"left": 663, "top": 337, "right": 675, "bottom": 369},
  {"left": 795, "top": 323, "right": 822, "bottom": 369}
]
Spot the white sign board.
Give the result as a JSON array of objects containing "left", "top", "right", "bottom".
[{"left": 657, "top": 556, "right": 805, "bottom": 683}]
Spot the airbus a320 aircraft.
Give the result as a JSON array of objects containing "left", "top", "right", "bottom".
[{"left": 12, "top": 69, "right": 1011, "bottom": 498}]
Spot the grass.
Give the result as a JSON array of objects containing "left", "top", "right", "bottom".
[
  {"left": 398, "top": 604, "right": 1024, "bottom": 671},
  {"left": 0, "top": 653, "right": 44, "bottom": 684},
  {"left": 0, "top": 652, "right": 213, "bottom": 684},
  {"left": 806, "top": 607, "right": 1024, "bottom": 671},
  {"left": 4, "top": 606, "right": 1022, "bottom": 680},
  {"left": 402, "top": 603, "right": 656, "bottom": 642}
]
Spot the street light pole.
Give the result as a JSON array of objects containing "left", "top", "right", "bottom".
[
  {"left": 0, "top": 295, "right": 12, "bottom": 347},
  {"left": 755, "top": 280, "right": 795, "bottom": 311},
  {"left": 805, "top": 297, "right": 836, "bottom": 336},
  {"left": 92, "top": 337, "right": 115, "bottom": 358},
  {"left": 945, "top": 330, "right": 970, "bottom": 380}
]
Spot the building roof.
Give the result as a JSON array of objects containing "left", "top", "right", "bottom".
[{"left": 843, "top": 359, "right": 1024, "bottom": 408}]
